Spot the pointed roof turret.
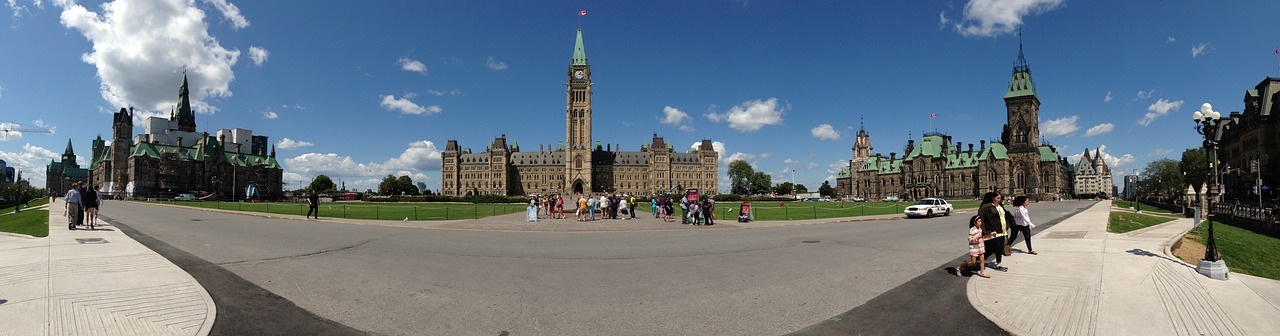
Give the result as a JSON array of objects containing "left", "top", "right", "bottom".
[
  {"left": 571, "top": 28, "right": 588, "bottom": 66},
  {"left": 1004, "top": 32, "right": 1037, "bottom": 99},
  {"left": 176, "top": 70, "right": 197, "bottom": 132},
  {"left": 65, "top": 138, "right": 74, "bottom": 154}
]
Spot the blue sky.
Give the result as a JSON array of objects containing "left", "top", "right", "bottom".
[{"left": 2, "top": 0, "right": 1278, "bottom": 193}]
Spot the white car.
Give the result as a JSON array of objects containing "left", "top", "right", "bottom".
[{"left": 904, "top": 198, "right": 952, "bottom": 218}]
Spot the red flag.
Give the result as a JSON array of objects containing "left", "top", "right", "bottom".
[
  {"left": 1275, "top": 49, "right": 1278, "bottom": 55},
  {"left": 929, "top": 113, "right": 937, "bottom": 118},
  {"left": 580, "top": 10, "right": 588, "bottom": 16}
]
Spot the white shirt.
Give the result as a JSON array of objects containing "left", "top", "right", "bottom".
[{"left": 1014, "top": 206, "right": 1035, "bottom": 228}]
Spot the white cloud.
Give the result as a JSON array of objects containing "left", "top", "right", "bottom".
[
  {"left": 1082, "top": 123, "right": 1114, "bottom": 137},
  {"left": 57, "top": 0, "right": 240, "bottom": 118},
  {"left": 938, "top": 11, "right": 950, "bottom": 28},
  {"left": 427, "top": 89, "right": 460, "bottom": 96},
  {"left": 759, "top": 153, "right": 773, "bottom": 159},
  {"left": 1104, "top": 90, "right": 1112, "bottom": 103},
  {"left": 398, "top": 57, "right": 427, "bottom": 74},
  {"left": 826, "top": 160, "right": 848, "bottom": 175},
  {"left": 0, "top": 85, "right": 5, "bottom": 99},
  {"left": 486, "top": 56, "right": 508, "bottom": 71},
  {"left": 380, "top": 93, "right": 441, "bottom": 115},
  {"left": 705, "top": 97, "right": 786, "bottom": 132},
  {"left": 1139, "top": 99, "right": 1183, "bottom": 126},
  {"left": 951, "top": 0, "right": 1065, "bottom": 37},
  {"left": 783, "top": 158, "right": 799, "bottom": 164},
  {"left": 203, "top": 0, "right": 249, "bottom": 30},
  {"left": 1065, "top": 145, "right": 1134, "bottom": 169},
  {"left": 262, "top": 111, "right": 277, "bottom": 120},
  {"left": 1166, "top": 36, "right": 1177, "bottom": 43},
  {"left": 276, "top": 138, "right": 314, "bottom": 150},
  {"left": 1150, "top": 148, "right": 1174, "bottom": 156},
  {"left": 0, "top": 143, "right": 60, "bottom": 188},
  {"left": 1191, "top": 43, "right": 1208, "bottom": 58},
  {"left": 1039, "top": 115, "right": 1079, "bottom": 138},
  {"left": 805, "top": 162, "right": 818, "bottom": 170},
  {"left": 1136, "top": 89, "right": 1156, "bottom": 99},
  {"left": 283, "top": 140, "right": 442, "bottom": 191},
  {"left": 725, "top": 152, "right": 756, "bottom": 168},
  {"left": 811, "top": 124, "right": 841, "bottom": 141},
  {"left": 0, "top": 122, "right": 23, "bottom": 141},
  {"left": 248, "top": 46, "right": 269, "bottom": 67},
  {"left": 660, "top": 106, "right": 694, "bottom": 131}
]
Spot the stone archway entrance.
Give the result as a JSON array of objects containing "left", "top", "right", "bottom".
[{"left": 572, "top": 179, "right": 584, "bottom": 195}]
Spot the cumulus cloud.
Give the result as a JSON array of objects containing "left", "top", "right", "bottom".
[
  {"left": 1082, "top": 123, "right": 1114, "bottom": 137},
  {"left": 57, "top": 0, "right": 240, "bottom": 118},
  {"left": 806, "top": 162, "right": 818, "bottom": 170},
  {"left": 783, "top": 158, "right": 799, "bottom": 164},
  {"left": 811, "top": 124, "right": 841, "bottom": 141},
  {"left": 1039, "top": 115, "right": 1079, "bottom": 138},
  {"left": 380, "top": 93, "right": 441, "bottom": 115},
  {"left": 1136, "top": 89, "right": 1156, "bottom": 100},
  {"left": 725, "top": 152, "right": 756, "bottom": 168},
  {"left": 705, "top": 97, "right": 786, "bottom": 132},
  {"left": 0, "top": 122, "right": 24, "bottom": 141},
  {"left": 1166, "top": 36, "right": 1176, "bottom": 43},
  {"left": 0, "top": 143, "right": 60, "bottom": 188},
  {"left": 938, "top": 11, "right": 950, "bottom": 28},
  {"left": 427, "top": 89, "right": 460, "bottom": 96},
  {"left": 1191, "top": 43, "right": 1208, "bottom": 58},
  {"left": 283, "top": 140, "right": 442, "bottom": 191},
  {"left": 204, "top": 0, "right": 249, "bottom": 29},
  {"left": 1104, "top": 90, "right": 1112, "bottom": 103},
  {"left": 248, "top": 45, "right": 269, "bottom": 66},
  {"left": 262, "top": 111, "right": 277, "bottom": 120},
  {"left": 759, "top": 153, "right": 773, "bottom": 159},
  {"left": 660, "top": 106, "right": 694, "bottom": 131},
  {"left": 1139, "top": 99, "right": 1183, "bottom": 126},
  {"left": 950, "top": 0, "right": 1065, "bottom": 37},
  {"left": 276, "top": 137, "right": 314, "bottom": 150},
  {"left": 486, "top": 56, "right": 508, "bottom": 71},
  {"left": 398, "top": 57, "right": 427, "bottom": 74}
]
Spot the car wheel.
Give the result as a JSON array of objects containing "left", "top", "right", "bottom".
[
  {"left": 926, "top": 209, "right": 933, "bottom": 218},
  {"left": 946, "top": 209, "right": 952, "bottom": 216}
]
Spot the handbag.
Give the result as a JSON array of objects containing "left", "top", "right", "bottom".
[{"left": 1003, "top": 244, "right": 1013, "bottom": 256}]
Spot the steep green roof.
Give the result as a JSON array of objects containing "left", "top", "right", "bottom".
[
  {"left": 571, "top": 28, "right": 587, "bottom": 66},
  {"left": 836, "top": 165, "right": 851, "bottom": 179},
  {"left": 1038, "top": 145, "right": 1060, "bottom": 162},
  {"left": 904, "top": 135, "right": 948, "bottom": 160},
  {"left": 977, "top": 143, "right": 1009, "bottom": 160},
  {"left": 1004, "top": 71, "right": 1036, "bottom": 98},
  {"left": 64, "top": 138, "right": 74, "bottom": 154}
]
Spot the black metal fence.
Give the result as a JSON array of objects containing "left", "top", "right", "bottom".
[{"left": 1211, "top": 203, "right": 1280, "bottom": 238}]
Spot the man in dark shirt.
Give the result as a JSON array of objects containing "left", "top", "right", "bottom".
[{"left": 306, "top": 191, "right": 320, "bottom": 219}]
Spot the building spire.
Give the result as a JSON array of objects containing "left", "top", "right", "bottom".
[
  {"left": 176, "top": 70, "right": 197, "bottom": 132},
  {"left": 1005, "top": 29, "right": 1037, "bottom": 99},
  {"left": 64, "top": 138, "right": 74, "bottom": 154},
  {"left": 571, "top": 28, "right": 588, "bottom": 66}
]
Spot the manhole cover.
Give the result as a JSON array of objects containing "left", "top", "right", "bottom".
[
  {"left": 801, "top": 240, "right": 821, "bottom": 243},
  {"left": 75, "top": 238, "right": 109, "bottom": 244},
  {"left": 1045, "top": 231, "right": 1088, "bottom": 239}
]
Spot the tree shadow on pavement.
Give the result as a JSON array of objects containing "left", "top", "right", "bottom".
[{"left": 1126, "top": 248, "right": 1194, "bottom": 269}]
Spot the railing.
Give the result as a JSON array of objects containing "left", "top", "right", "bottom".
[{"left": 1210, "top": 202, "right": 1280, "bottom": 238}]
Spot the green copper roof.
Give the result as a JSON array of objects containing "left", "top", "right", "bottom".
[
  {"left": 1004, "top": 71, "right": 1036, "bottom": 99},
  {"left": 977, "top": 143, "right": 1008, "bottom": 160},
  {"left": 904, "top": 135, "right": 946, "bottom": 160},
  {"left": 1038, "top": 145, "right": 1060, "bottom": 162},
  {"left": 64, "top": 138, "right": 74, "bottom": 154},
  {"left": 571, "top": 28, "right": 587, "bottom": 66}
]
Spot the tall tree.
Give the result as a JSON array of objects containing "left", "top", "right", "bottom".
[
  {"left": 1179, "top": 148, "right": 1207, "bottom": 201},
  {"left": 728, "top": 160, "right": 754, "bottom": 195},
  {"left": 416, "top": 182, "right": 431, "bottom": 195},
  {"left": 773, "top": 182, "right": 795, "bottom": 195},
  {"left": 794, "top": 184, "right": 809, "bottom": 194},
  {"left": 818, "top": 180, "right": 835, "bottom": 197},
  {"left": 309, "top": 175, "right": 336, "bottom": 193},
  {"left": 1140, "top": 159, "right": 1182, "bottom": 201},
  {"left": 748, "top": 172, "right": 772, "bottom": 195}
]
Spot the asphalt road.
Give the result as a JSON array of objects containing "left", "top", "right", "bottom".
[{"left": 102, "top": 200, "right": 1095, "bottom": 336}]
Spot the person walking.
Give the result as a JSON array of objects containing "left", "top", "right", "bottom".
[
  {"left": 957, "top": 215, "right": 991, "bottom": 278},
  {"left": 306, "top": 190, "right": 320, "bottom": 219},
  {"left": 702, "top": 197, "right": 715, "bottom": 225},
  {"left": 978, "top": 191, "right": 1010, "bottom": 271},
  {"left": 587, "top": 195, "right": 597, "bottom": 221},
  {"left": 628, "top": 196, "right": 637, "bottom": 219},
  {"left": 83, "top": 185, "right": 100, "bottom": 230},
  {"left": 1008, "top": 195, "right": 1037, "bottom": 255},
  {"left": 651, "top": 198, "right": 659, "bottom": 218},
  {"left": 65, "top": 182, "right": 83, "bottom": 230}
]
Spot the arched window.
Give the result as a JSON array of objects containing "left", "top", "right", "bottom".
[{"left": 574, "top": 154, "right": 583, "bottom": 169}]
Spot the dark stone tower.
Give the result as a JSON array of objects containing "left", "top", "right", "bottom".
[
  {"left": 176, "top": 71, "right": 197, "bottom": 132},
  {"left": 1002, "top": 35, "right": 1043, "bottom": 196}
]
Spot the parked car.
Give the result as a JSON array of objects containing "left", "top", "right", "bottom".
[
  {"left": 883, "top": 195, "right": 900, "bottom": 202},
  {"left": 850, "top": 196, "right": 866, "bottom": 202},
  {"left": 904, "top": 198, "right": 953, "bottom": 218}
]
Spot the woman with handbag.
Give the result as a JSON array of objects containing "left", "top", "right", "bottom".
[
  {"left": 978, "top": 191, "right": 1010, "bottom": 272},
  {"left": 1007, "top": 195, "right": 1037, "bottom": 255}
]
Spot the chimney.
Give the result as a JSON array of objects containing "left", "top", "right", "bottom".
[
  {"left": 968, "top": 144, "right": 974, "bottom": 153},
  {"left": 890, "top": 152, "right": 897, "bottom": 161},
  {"left": 980, "top": 140, "right": 986, "bottom": 152},
  {"left": 235, "top": 143, "right": 242, "bottom": 154}
]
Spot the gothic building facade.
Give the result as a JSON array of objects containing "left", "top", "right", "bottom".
[
  {"left": 83, "top": 73, "right": 283, "bottom": 200},
  {"left": 836, "top": 44, "right": 1074, "bottom": 200},
  {"left": 441, "top": 29, "right": 719, "bottom": 197},
  {"left": 1072, "top": 148, "right": 1114, "bottom": 197},
  {"left": 45, "top": 140, "right": 89, "bottom": 196}
]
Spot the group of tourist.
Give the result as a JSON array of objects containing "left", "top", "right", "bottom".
[
  {"left": 679, "top": 197, "right": 715, "bottom": 225},
  {"left": 63, "top": 182, "right": 102, "bottom": 230},
  {"left": 958, "top": 190, "right": 1037, "bottom": 278},
  {"left": 571, "top": 193, "right": 638, "bottom": 221},
  {"left": 530, "top": 194, "right": 567, "bottom": 219}
]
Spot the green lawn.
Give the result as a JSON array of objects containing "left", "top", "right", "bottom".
[
  {"left": 1107, "top": 211, "right": 1176, "bottom": 233},
  {"left": 1112, "top": 200, "right": 1180, "bottom": 215},
  {"left": 0, "top": 206, "right": 49, "bottom": 237},
  {"left": 151, "top": 201, "right": 528, "bottom": 220},
  {"left": 145, "top": 198, "right": 989, "bottom": 222},
  {"left": 1185, "top": 221, "right": 1280, "bottom": 281}
]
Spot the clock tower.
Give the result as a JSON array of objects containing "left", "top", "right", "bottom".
[{"left": 565, "top": 28, "right": 593, "bottom": 195}]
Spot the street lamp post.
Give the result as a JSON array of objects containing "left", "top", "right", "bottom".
[
  {"left": 1136, "top": 170, "right": 1142, "bottom": 213},
  {"left": 1193, "top": 103, "right": 1234, "bottom": 280}
]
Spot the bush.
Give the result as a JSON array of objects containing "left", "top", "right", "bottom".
[{"left": 362, "top": 194, "right": 529, "bottom": 203}]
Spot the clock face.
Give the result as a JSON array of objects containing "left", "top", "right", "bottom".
[{"left": 574, "top": 70, "right": 584, "bottom": 79}]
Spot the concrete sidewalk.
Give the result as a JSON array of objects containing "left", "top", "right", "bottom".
[
  {"left": 968, "top": 200, "right": 1280, "bottom": 335},
  {"left": 0, "top": 199, "right": 215, "bottom": 336}
]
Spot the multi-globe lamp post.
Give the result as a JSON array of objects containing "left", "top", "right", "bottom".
[{"left": 1192, "top": 103, "right": 1235, "bottom": 280}]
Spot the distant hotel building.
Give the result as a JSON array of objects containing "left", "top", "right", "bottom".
[
  {"left": 1072, "top": 148, "right": 1114, "bottom": 198},
  {"left": 836, "top": 43, "right": 1073, "bottom": 200},
  {"left": 441, "top": 29, "right": 719, "bottom": 197}
]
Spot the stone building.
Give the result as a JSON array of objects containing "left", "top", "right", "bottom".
[
  {"left": 836, "top": 43, "right": 1073, "bottom": 200},
  {"left": 83, "top": 73, "right": 283, "bottom": 200},
  {"left": 441, "top": 29, "right": 719, "bottom": 197},
  {"left": 45, "top": 140, "right": 89, "bottom": 196},
  {"left": 1218, "top": 77, "right": 1280, "bottom": 203},
  {"left": 1072, "top": 148, "right": 1114, "bottom": 198}
]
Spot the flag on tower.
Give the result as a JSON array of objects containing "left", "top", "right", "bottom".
[
  {"left": 929, "top": 113, "right": 937, "bottom": 118},
  {"left": 580, "top": 9, "right": 588, "bottom": 16}
]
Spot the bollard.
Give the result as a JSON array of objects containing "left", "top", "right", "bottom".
[
  {"left": 414, "top": 206, "right": 418, "bottom": 221},
  {"left": 813, "top": 206, "right": 817, "bottom": 219}
]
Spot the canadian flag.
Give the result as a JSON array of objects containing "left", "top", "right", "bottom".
[
  {"left": 930, "top": 113, "right": 938, "bottom": 118},
  {"left": 580, "top": 10, "right": 588, "bottom": 16}
]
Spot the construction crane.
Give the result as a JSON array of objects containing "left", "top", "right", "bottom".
[{"left": 0, "top": 124, "right": 52, "bottom": 134}]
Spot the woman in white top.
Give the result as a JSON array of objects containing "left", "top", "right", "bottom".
[{"left": 1007, "top": 195, "right": 1037, "bottom": 255}]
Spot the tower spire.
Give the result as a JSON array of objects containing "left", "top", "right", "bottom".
[{"left": 572, "top": 28, "right": 588, "bottom": 66}]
